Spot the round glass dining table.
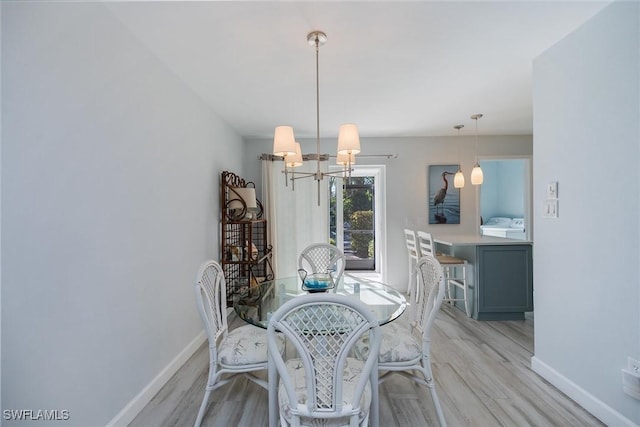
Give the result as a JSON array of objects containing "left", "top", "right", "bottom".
[{"left": 233, "top": 274, "right": 407, "bottom": 328}]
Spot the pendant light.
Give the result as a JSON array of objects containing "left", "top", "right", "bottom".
[
  {"left": 453, "top": 124, "right": 465, "bottom": 188},
  {"left": 470, "top": 113, "right": 484, "bottom": 185}
]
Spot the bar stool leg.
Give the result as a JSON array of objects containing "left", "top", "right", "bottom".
[
  {"left": 460, "top": 263, "right": 471, "bottom": 317},
  {"left": 443, "top": 266, "right": 453, "bottom": 304},
  {"left": 443, "top": 262, "right": 472, "bottom": 317}
]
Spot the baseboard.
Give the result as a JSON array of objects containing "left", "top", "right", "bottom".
[
  {"left": 106, "top": 330, "right": 207, "bottom": 427},
  {"left": 531, "top": 356, "right": 637, "bottom": 427}
]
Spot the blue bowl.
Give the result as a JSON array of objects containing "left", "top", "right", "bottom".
[{"left": 301, "top": 275, "right": 334, "bottom": 293}]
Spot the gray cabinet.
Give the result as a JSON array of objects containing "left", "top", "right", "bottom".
[
  {"left": 434, "top": 237, "right": 533, "bottom": 321},
  {"left": 476, "top": 245, "right": 533, "bottom": 320}
]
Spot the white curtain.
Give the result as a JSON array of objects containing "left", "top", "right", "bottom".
[{"left": 262, "top": 159, "right": 329, "bottom": 278}]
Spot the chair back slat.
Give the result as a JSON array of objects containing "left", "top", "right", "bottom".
[
  {"left": 416, "top": 231, "right": 435, "bottom": 257},
  {"left": 404, "top": 229, "right": 421, "bottom": 260}
]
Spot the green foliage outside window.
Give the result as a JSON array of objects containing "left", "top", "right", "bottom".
[{"left": 350, "top": 210, "right": 374, "bottom": 257}]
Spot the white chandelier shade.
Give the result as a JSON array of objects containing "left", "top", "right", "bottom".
[
  {"left": 337, "top": 124, "right": 361, "bottom": 155},
  {"left": 273, "top": 125, "right": 297, "bottom": 157},
  {"left": 286, "top": 142, "right": 303, "bottom": 168},
  {"left": 336, "top": 152, "right": 356, "bottom": 166}
]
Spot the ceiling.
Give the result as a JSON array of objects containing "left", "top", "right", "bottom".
[{"left": 106, "top": 1, "right": 610, "bottom": 139}]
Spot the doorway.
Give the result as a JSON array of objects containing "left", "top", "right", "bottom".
[
  {"left": 329, "top": 165, "right": 386, "bottom": 277},
  {"left": 478, "top": 156, "right": 532, "bottom": 241}
]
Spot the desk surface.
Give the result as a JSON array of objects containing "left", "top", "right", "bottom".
[{"left": 234, "top": 274, "right": 407, "bottom": 328}]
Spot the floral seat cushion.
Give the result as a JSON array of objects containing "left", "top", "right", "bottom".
[
  {"left": 218, "top": 325, "right": 284, "bottom": 366},
  {"left": 354, "top": 322, "right": 421, "bottom": 364},
  {"left": 278, "top": 357, "right": 371, "bottom": 426}
]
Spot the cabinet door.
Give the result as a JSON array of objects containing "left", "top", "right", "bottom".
[{"left": 477, "top": 245, "right": 533, "bottom": 314}]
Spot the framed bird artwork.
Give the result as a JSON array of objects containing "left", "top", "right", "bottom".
[{"left": 428, "top": 164, "right": 461, "bottom": 224}]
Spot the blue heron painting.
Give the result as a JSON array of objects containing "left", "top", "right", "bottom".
[{"left": 428, "top": 164, "right": 461, "bottom": 224}]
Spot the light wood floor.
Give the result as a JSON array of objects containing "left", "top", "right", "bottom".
[{"left": 130, "top": 304, "right": 604, "bottom": 427}]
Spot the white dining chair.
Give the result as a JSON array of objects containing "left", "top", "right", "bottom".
[
  {"left": 298, "top": 243, "right": 346, "bottom": 287},
  {"left": 193, "top": 260, "right": 284, "bottom": 427},
  {"left": 267, "top": 293, "right": 381, "bottom": 427},
  {"left": 355, "top": 255, "right": 447, "bottom": 426}
]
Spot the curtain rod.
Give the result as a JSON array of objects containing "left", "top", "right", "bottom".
[{"left": 258, "top": 153, "right": 397, "bottom": 161}]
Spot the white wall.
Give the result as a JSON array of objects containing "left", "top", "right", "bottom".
[
  {"left": 1, "top": 3, "right": 243, "bottom": 426},
  {"left": 532, "top": 1, "right": 639, "bottom": 425},
  {"left": 245, "top": 134, "right": 532, "bottom": 292}
]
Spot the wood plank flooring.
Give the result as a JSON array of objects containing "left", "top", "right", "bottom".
[{"left": 130, "top": 304, "right": 604, "bottom": 427}]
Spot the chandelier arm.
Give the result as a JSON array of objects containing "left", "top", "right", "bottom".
[
  {"left": 322, "top": 169, "right": 353, "bottom": 178},
  {"left": 286, "top": 171, "right": 317, "bottom": 180}
]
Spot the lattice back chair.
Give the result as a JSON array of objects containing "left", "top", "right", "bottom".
[
  {"left": 403, "top": 229, "right": 421, "bottom": 297},
  {"left": 417, "top": 231, "right": 471, "bottom": 317},
  {"left": 267, "top": 293, "right": 382, "bottom": 427},
  {"left": 298, "top": 243, "right": 346, "bottom": 290},
  {"left": 356, "top": 255, "right": 447, "bottom": 426},
  {"left": 194, "top": 260, "right": 284, "bottom": 427}
]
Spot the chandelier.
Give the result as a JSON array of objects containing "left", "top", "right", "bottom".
[{"left": 272, "top": 31, "right": 360, "bottom": 205}]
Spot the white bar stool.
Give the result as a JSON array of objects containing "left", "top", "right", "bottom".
[
  {"left": 403, "top": 229, "right": 420, "bottom": 297},
  {"left": 416, "top": 231, "right": 472, "bottom": 317}
]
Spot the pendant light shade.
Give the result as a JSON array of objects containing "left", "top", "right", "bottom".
[
  {"left": 471, "top": 164, "right": 484, "bottom": 185},
  {"left": 273, "top": 125, "right": 297, "bottom": 157},
  {"left": 471, "top": 114, "right": 484, "bottom": 186},
  {"left": 337, "top": 123, "right": 361, "bottom": 155}
]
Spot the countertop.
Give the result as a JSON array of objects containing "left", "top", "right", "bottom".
[{"left": 433, "top": 234, "right": 533, "bottom": 246}]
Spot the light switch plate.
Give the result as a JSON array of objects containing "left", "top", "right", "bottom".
[
  {"left": 622, "top": 368, "right": 640, "bottom": 400},
  {"left": 543, "top": 199, "right": 558, "bottom": 218},
  {"left": 547, "top": 181, "right": 558, "bottom": 198}
]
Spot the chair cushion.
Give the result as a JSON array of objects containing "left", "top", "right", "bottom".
[
  {"left": 278, "top": 357, "right": 370, "bottom": 426},
  {"left": 218, "top": 325, "right": 283, "bottom": 366},
  {"left": 354, "top": 322, "right": 421, "bottom": 364}
]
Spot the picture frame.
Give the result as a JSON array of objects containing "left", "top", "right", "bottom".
[{"left": 428, "top": 164, "right": 461, "bottom": 224}]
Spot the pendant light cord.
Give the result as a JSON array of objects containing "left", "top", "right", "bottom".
[{"left": 475, "top": 117, "right": 478, "bottom": 158}]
